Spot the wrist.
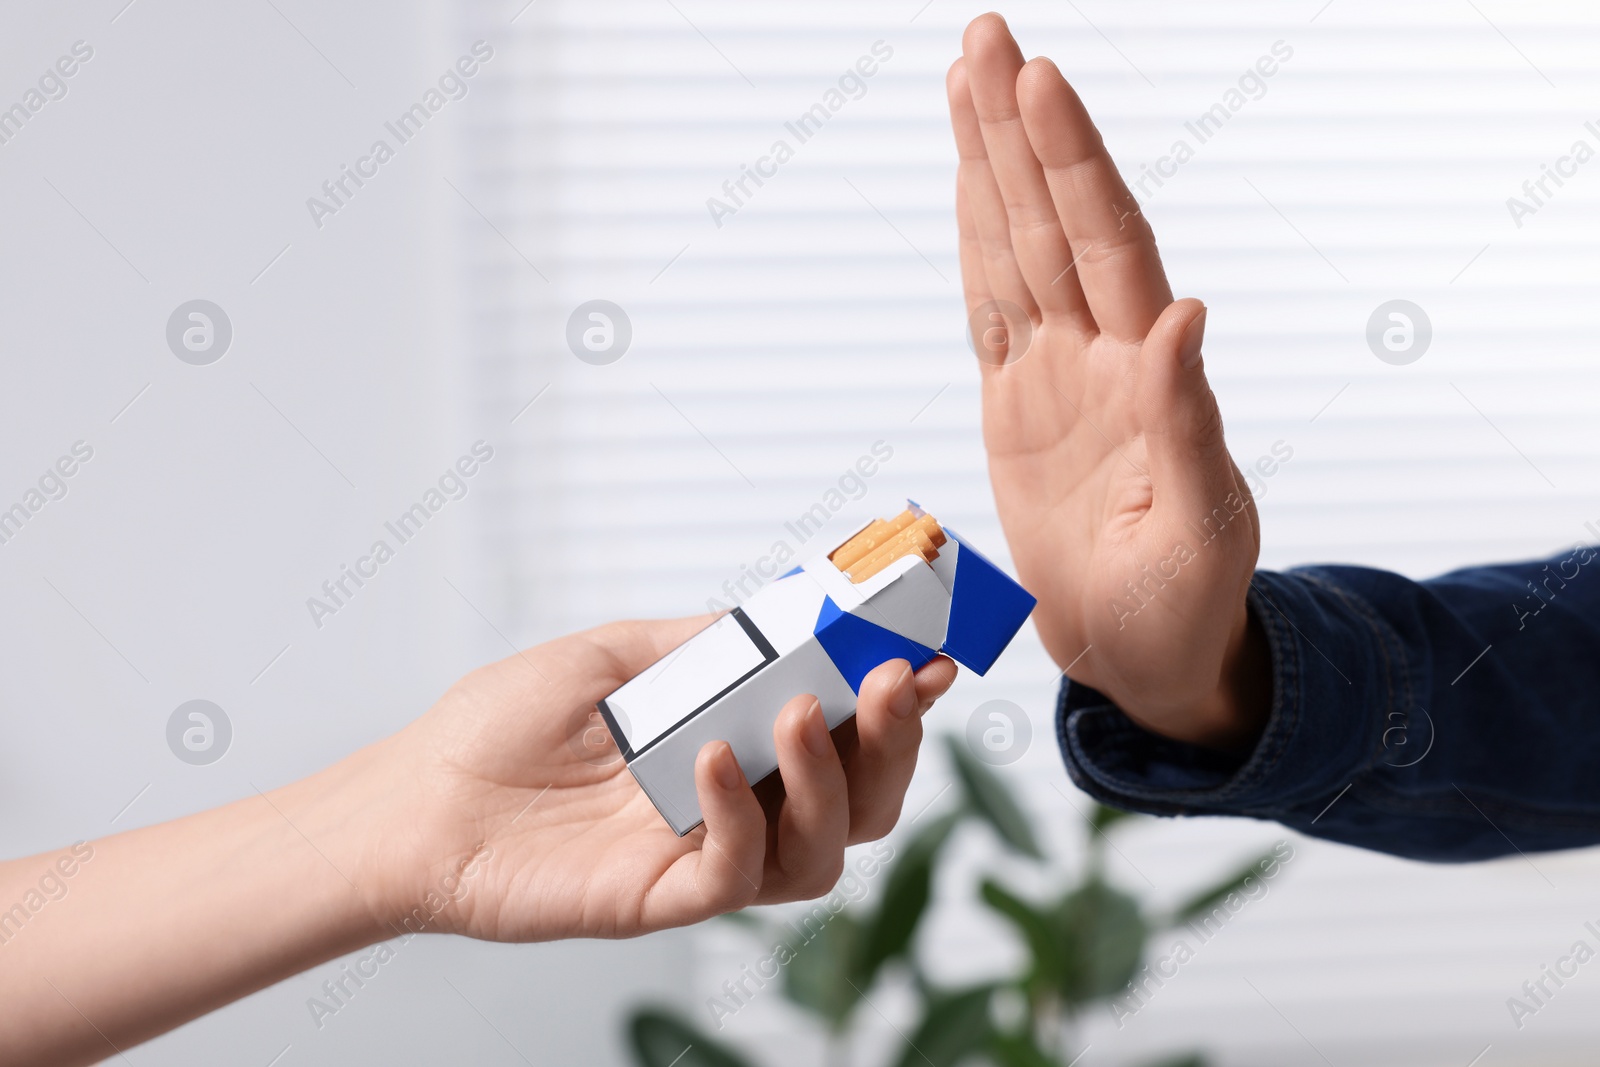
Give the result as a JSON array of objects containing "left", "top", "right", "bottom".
[
  {"left": 1191, "top": 599, "right": 1272, "bottom": 753},
  {"left": 291, "top": 727, "right": 506, "bottom": 940},
  {"left": 1095, "top": 597, "right": 1271, "bottom": 754},
  {"left": 266, "top": 736, "right": 428, "bottom": 940}
]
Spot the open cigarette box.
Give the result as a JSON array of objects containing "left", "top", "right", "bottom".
[{"left": 598, "top": 502, "right": 1037, "bottom": 835}]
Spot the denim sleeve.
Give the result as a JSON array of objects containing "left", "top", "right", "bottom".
[{"left": 1057, "top": 548, "right": 1600, "bottom": 861}]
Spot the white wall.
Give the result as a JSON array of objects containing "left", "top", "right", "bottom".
[{"left": 0, "top": 2, "right": 686, "bottom": 1064}]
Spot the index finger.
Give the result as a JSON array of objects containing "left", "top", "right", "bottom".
[
  {"left": 1016, "top": 56, "right": 1172, "bottom": 341},
  {"left": 959, "top": 16, "right": 1089, "bottom": 325}
]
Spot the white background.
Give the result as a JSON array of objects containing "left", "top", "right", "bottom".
[{"left": 4, "top": 0, "right": 1600, "bottom": 1064}]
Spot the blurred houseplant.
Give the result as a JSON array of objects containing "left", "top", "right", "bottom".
[{"left": 627, "top": 736, "right": 1281, "bottom": 1067}]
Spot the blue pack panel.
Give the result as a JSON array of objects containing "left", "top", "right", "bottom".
[
  {"left": 940, "top": 530, "right": 1038, "bottom": 675},
  {"left": 813, "top": 596, "right": 939, "bottom": 694},
  {"left": 778, "top": 565, "right": 804, "bottom": 579}
]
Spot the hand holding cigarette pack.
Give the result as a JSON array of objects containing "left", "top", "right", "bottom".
[{"left": 598, "top": 503, "right": 1037, "bottom": 834}]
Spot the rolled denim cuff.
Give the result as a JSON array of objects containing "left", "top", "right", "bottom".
[{"left": 1057, "top": 569, "right": 1402, "bottom": 821}]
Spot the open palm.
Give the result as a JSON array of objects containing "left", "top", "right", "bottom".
[{"left": 949, "top": 15, "right": 1265, "bottom": 749}]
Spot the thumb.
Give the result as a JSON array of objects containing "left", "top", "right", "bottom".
[{"left": 1137, "top": 299, "right": 1247, "bottom": 526}]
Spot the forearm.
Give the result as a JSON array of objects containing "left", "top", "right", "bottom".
[
  {"left": 1060, "top": 551, "right": 1600, "bottom": 860},
  {"left": 0, "top": 744, "right": 398, "bottom": 1065}
]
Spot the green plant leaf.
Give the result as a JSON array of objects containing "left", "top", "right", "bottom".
[
  {"left": 1054, "top": 878, "right": 1148, "bottom": 1003},
  {"left": 889, "top": 984, "right": 995, "bottom": 1067},
  {"left": 1167, "top": 848, "right": 1281, "bottom": 928},
  {"left": 943, "top": 735, "right": 1042, "bottom": 859},
  {"left": 979, "top": 879, "right": 1061, "bottom": 996},
  {"left": 854, "top": 809, "right": 960, "bottom": 989},
  {"left": 627, "top": 1008, "right": 757, "bottom": 1067},
  {"left": 782, "top": 909, "right": 865, "bottom": 1031}
]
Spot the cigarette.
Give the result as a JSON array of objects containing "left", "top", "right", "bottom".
[
  {"left": 848, "top": 530, "right": 933, "bottom": 582},
  {"left": 906, "top": 513, "right": 946, "bottom": 550},
  {"left": 846, "top": 522, "right": 941, "bottom": 582},
  {"left": 831, "top": 519, "right": 890, "bottom": 569},
  {"left": 831, "top": 510, "right": 916, "bottom": 570}
]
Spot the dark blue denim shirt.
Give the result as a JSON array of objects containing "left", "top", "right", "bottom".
[{"left": 1057, "top": 548, "right": 1600, "bottom": 861}]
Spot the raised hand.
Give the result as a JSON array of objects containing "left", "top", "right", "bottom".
[{"left": 948, "top": 14, "right": 1268, "bottom": 750}]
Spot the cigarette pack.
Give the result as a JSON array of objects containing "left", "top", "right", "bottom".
[{"left": 598, "top": 503, "right": 1037, "bottom": 835}]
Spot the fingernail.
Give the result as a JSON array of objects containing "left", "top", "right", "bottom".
[
  {"left": 714, "top": 744, "right": 744, "bottom": 791},
  {"left": 890, "top": 663, "right": 918, "bottom": 719},
  {"left": 801, "top": 700, "right": 831, "bottom": 758},
  {"left": 1179, "top": 306, "right": 1207, "bottom": 369}
]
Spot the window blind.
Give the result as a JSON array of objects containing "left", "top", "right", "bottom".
[{"left": 455, "top": 1, "right": 1600, "bottom": 1061}]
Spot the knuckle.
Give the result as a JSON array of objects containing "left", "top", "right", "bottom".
[
  {"left": 784, "top": 852, "right": 845, "bottom": 901},
  {"left": 854, "top": 803, "right": 903, "bottom": 845},
  {"left": 718, "top": 873, "right": 761, "bottom": 912},
  {"left": 804, "top": 860, "right": 846, "bottom": 900}
]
